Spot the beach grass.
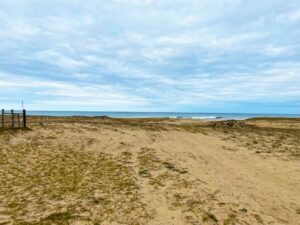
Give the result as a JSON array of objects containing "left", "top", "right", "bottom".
[{"left": 0, "top": 116, "right": 299, "bottom": 224}]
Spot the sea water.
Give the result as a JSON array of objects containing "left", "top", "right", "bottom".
[{"left": 26, "top": 111, "right": 300, "bottom": 120}]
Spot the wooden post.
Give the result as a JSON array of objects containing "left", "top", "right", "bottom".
[
  {"left": 1, "top": 109, "right": 4, "bottom": 128},
  {"left": 23, "top": 109, "right": 26, "bottom": 128},
  {"left": 11, "top": 109, "right": 14, "bottom": 129},
  {"left": 18, "top": 114, "right": 20, "bottom": 128}
]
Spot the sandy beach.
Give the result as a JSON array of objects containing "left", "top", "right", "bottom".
[{"left": 0, "top": 117, "right": 299, "bottom": 225}]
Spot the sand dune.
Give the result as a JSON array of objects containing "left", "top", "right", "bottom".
[{"left": 0, "top": 117, "right": 299, "bottom": 224}]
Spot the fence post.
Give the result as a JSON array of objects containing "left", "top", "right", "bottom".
[
  {"left": 18, "top": 114, "right": 20, "bottom": 128},
  {"left": 23, "top": 109, "right": 26, "bottom": 128},
  {"left": 11, "top": 109, "right": 14, "bottom": 128},
  {"left": 1, "top": 109, "right": 4, "bottom": 128}
]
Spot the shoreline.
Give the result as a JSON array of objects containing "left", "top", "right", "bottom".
[
  {"left": 24, "top": 115, "right": 300, "bottom": 122},
  {"left": 22, "top": 111, "right": 300, "bottom": 120}
]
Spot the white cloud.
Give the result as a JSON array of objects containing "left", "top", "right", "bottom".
[
  {"left": 0, "top": 71, "right": 149, "bottom": 109},
  {"left": 32, "top": 50, "right": 87, "bottom": 69},
  {"left": 0, "top": 0, "right": 299, "bottom": 112},
  {"left": 262, "top": 44, "right": 299, "bottom": 56},
  {"left": 277, "top": 9, "right": 300, "bottom": 23}
]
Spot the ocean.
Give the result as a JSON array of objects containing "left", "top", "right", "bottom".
[{"left": 25, "top": 111, "right": 300, "bottom": 120}]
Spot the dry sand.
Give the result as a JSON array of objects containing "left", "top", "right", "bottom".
[{"left": 0, "top": 117, "right": 299, "bottom": 225}]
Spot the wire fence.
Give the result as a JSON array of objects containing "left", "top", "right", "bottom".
[{"left": 1, "top": 109, "right": 27, "bottom": 128}]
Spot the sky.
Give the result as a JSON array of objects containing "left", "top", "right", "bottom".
[{"left": 0, "top": 0, "right": 300, "bottom": 113}]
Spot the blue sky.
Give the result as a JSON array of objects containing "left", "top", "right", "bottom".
[{"left": 0, "top": 0, "right": 300, "bottom": 113}]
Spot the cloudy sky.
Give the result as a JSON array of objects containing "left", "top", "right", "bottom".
[{"left": 0, "top": 0, "right": 299, "bottom": 113}]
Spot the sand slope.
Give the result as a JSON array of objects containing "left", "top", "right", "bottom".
[{"left": 0, "top": 117, "right": 299, "bottom": 224}]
